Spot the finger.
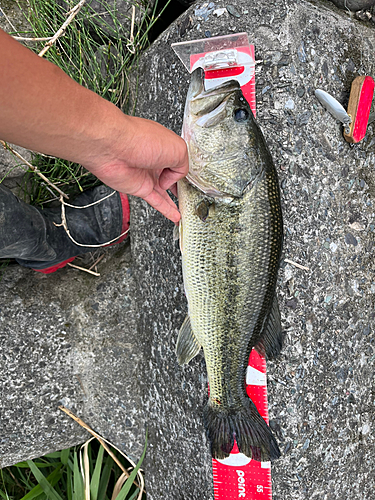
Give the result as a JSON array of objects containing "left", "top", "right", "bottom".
[
  {"left": 158, "top": 164, "right": 189, "bottom": 191},
  {"left": 153, "top": 183, "right": 179, "bottom": 209},
  {"left": 142, "top": 189, "right": 181, "bottom": 223},
  {"left": 169, "top": 183, "right": 178, "bottom": 198}
]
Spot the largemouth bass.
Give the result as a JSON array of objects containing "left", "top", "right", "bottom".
[{"left": 176, "top": 68, "right": 283, "bottom": 461}]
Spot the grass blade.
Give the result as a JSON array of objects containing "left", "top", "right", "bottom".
[
  {"left": 15, "top": 462, "right": 57, "bottom": 469},
  {"left": 19, "top": 464, "right": 63, "bottom": 500},
  {"left": 61, "top": 448, "right": 70, "bottom": 466},
  {"left": 97, "top": 455, "right": 114, "bottom": 500},
  {"left": 26, "top": 461, "right": 63, "bottom": 500},
  {"left": 90, "top": 444, "right": 105, "bottom": 500},
  {"left": 73, "top": 451, "right": 84, "bottom": 500},
  {"left": 66, "top": 460, "right": 73, "bottom": 500},
  {"left": 127, "top": 489, "right": 140, "bottom": 500},
  {"left": 113, "top": 433, "right": 147, "bottom": 500}
]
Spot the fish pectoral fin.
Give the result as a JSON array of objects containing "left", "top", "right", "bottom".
[
  {"left": 255, "top": 295, "right": 283, "bottom": 359},
  {"left": 176, "top": 315, "right": 201, "bottom": 365},
  {"left": 172, "top": 223, "right": 179, "bottom": 242}
]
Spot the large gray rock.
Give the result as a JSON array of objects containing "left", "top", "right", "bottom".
[
  {"left": 0, "top": 0, "right": 30, "bottom": 35},
  {"left": 1, "top": 1, "right": 375, "bottom": 500},
  {"left": 0, "top": 243, "right": 146, "bottom": 466},
  {"left": 0, "top": 143, "right": 32, "bottom": 188},
  {"left": 132, "top": 0, "right": 375, "bottom": 498}
]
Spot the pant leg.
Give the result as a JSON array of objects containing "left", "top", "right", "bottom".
[{"left": 0, "top": 183, "right": 126, "bottom": 269}]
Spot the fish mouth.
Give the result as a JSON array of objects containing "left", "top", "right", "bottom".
[
  {"left": 190, "top": 67, "right": 240, "bottom": 98},
  {"left": 188, "top": 67, "right": 240, "bottom": 116}
]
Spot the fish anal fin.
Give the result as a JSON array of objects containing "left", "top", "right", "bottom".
[
  {"left": 255, "top": 295, "right": 283, "bottom": 360},
  {"left": 176, "top": 315, "right": 201, "bottom": 365}
]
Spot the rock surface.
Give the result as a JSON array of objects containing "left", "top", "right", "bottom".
[
  {"left": 328, "top": 0, "right": 375, "bottom": 11},
  {"left": 1, "top": 1, "right": 375, "bottom": 500},
  {"left": 0, "top": 242, "right": 146, "bottom": 467},
  {"left": 132, "top": 0, "right": 375, "bottom": 498},
  {"left": 0, "top": 143, "right": 32, "bottom": 190},
  {"left": 0, "top": 0, "right": 30, "bottom": 34}
]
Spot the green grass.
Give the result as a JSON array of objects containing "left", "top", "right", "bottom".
[
  {"left": 3, "top": 0, "right": 169, "bottom": 205},
  {"left": 0, "top": 437, "right": 147, "bottom": 500}
]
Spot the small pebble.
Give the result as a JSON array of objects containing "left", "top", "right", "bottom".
[
  {"left": 294, "top": 139, "right": 303, "bottom": 154},
  {"left": 205, "top": 30, "right": 211, "bottom": 37},
  {"left": 298, "top": 42, "right": 307, "bottom": 63},
  {"left": 285, "top": 98, "right": 295, "bottom": 110},
  {"left": 348, "top": 393, "right": 356, "bottom": 404},
  {"left": 297, "top": 86, "right": 305, "bottom": 97},
  {"left": 345, "top": 233, "right": 358, "bottom": 246},
  {"left": 213, "top": 8, "right": 226, "bottom": 16},
  {"left": 303, "top": 438, "right": 310, "bottom": 450},
  {"left": 297, "top": 111, "right": 312, "bottom": 126},
  {"left": 286, "top": 297, "right": 298, "bottom": 310},
  {"left": 278, "top": 54, "right": 290, "bottom": 66},
  {"left": 362, "top": 423, "right": 370, "bottom": 435},
  {"left": 262, "top": 85, "right": 271, "bottom": 95},
  {"left": 363, "top": 325, "right": 371, "bottom": 335},
  {"left": 194, "top": 3, "right": 215, "bottom": 21},
  {"left": 330, "top": 242, "right": 338, "bottom": 252},
  {"left": 226, "top": 4, "right": 241, "bottom": 17}
]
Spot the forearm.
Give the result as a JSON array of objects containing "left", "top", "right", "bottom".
[
  {"left": 0, "top": 29, "right": 126, "bottom": 166},
  {"left": 0, "top": 29, "right": 188, "bottom": 222}
]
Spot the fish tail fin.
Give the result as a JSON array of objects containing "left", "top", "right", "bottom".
[{"left": 203, "top": 400, "right": 281, "bottom": 461}]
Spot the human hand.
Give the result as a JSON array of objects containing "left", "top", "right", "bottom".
[
  {"left": 0, "top": 30, "right": 188, "bottom": 221},
  {"left": 83, "top": 115, "right": 189, "bottom": 223}
]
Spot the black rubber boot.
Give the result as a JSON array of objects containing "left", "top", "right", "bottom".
[{"left": 0, "top": 184, "right": 129, "bottom": 273}]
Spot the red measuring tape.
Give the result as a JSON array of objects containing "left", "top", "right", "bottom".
[
  {"left": 212, "top": 350, "right": 272, "bottom": 500},
  {"left": 190, "top": 44, "right": 273, "bottom": 500}
]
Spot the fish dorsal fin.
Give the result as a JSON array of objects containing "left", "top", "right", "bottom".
[
  {"left": 255, "top": 295, "right": 283, "bottom": 359},
  {"left": 176, "top": 315, "right": 201, "bottom": 365}
]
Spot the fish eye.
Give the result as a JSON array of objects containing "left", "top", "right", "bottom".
[{"left": 234, "top": 108, "right": 249, "bottom": 122}]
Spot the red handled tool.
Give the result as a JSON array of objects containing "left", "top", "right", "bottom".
[
  {"left": 344, "top": 76, "right": 375, "bottom": 143},
  {"left": 315, "top": 75, "right": 374, "bottom": 143}
]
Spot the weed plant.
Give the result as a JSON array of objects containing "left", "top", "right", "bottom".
[{"left": 0, "top": 436, "right": 147, "bottom": 500}]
